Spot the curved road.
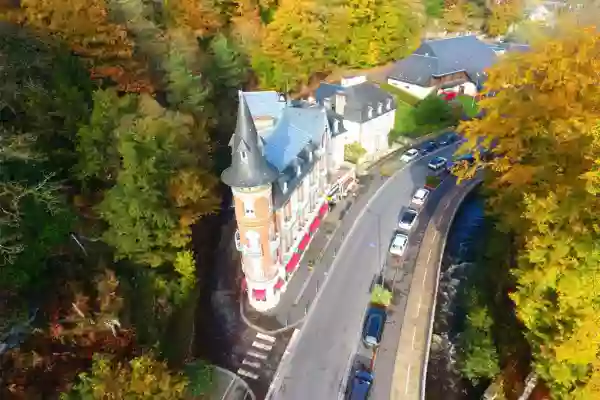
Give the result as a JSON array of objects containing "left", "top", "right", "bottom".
[{"left": 267, "top": 145, "right": 458, "bottom": 400}]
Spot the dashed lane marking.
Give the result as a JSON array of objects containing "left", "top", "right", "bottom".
[{"left": 405, "top": 364, "right": 412, "bottom": 394}]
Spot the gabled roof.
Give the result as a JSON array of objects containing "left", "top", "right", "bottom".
[
  {"left": 388, "top": 36, "right": 497, "bottom": 87},
  {"left": 221, "top": 92, "right": 279, "bottom": 188},
  {"left": 315, "top": 81, "right": 396, "bottom": 124}
]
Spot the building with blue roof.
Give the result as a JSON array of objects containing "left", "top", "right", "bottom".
[
  {"left": 221, "top": 91, "right": 335, "bottom": 311},
  {"left": 387, "top": 35, "right": 497, "bottom": 99}
]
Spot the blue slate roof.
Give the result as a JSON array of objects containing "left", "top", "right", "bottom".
[
  {"left": 315, "top": 81, "right": 396, "bottom": 124},
  {"left": 388, "top": 36, "right": 497, "bottom": 87},
  {"left": 234, "top": 92, "right": 330, "bottom": 208},
  {"left": 263, "top": 107, "right": 326, "bottom": 171},
  {"left": 243, "top": 91, "right": 286, "bottom": 120}
]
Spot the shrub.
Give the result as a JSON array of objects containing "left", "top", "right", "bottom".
[
  {"left": 413, "top": 95, "right": 458, "bottom": 129},
  {"left": 344, "top": 142, "right": 367, "bottom": 164},
  {"left": 425, "top": 175, "right": 441, "bottom": 189},
  {"left": 371, "top": 284, "right": 392, "bottom": 307}
]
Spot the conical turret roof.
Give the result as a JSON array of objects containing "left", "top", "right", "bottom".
[{"left": 221, "top": 91, "right": 279, "bottom": 188}]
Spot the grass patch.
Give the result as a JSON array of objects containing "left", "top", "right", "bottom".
[
  {"left": 456, "top": 95, "right": 480, "bottom": 118},
  {"left": 378, "top": 82, "right": 421, "bottom": 106}
]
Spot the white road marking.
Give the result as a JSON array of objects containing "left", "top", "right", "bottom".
[
  {"left": 242, "top": 358, "right": 262, "bottom": 369},
  {"left": 405, "top": 364, "right": 412, "bottom": 394},
  {"left": 422, "top": 269, "right": 428, "bottom": 289},
  {"left": 411, "top": 326, "right": 417, "bottom": 350},
  {"left": 247, "top": 350, "right": 268, "bottom": 360},
  {"left": 415, "top": 294, "right": 423, "bottom": 318},
  {"left": 252, "top": 341, "right": 273, "bottom": 351},
  {"left": 256, "top": 332, "right": 276, "bottom": 343},
  {"left": 427, "top": 249, "right": 433, "bottom": 264},
  {"left": 237, "top": 368, "right": 259, "bottom": 380},
  {"left": 433, "top": 230, "right": 438, "bottom": 241}
]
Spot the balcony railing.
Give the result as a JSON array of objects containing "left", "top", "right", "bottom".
[{"left": 269, "top": 234, "right": 280, "bottom": 254}]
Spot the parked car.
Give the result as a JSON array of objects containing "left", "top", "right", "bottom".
[
  {"left": 420, "top": 141, "right": 437, "bottom": 154},
  {"left": 398, "top": 208, "right": 419, "bottom": 231},
  {"left": 411, "top": 188, "right": 430, "bottom": 207},
  {"left": 428, "top": 156, "right": 448, "bottom": 171},
  {"left": 400, "top": 148, "right": 419, "bottom": 162},
  {"left": 389, "top": 232, "right": 409, "bottom": 256},
  {"left": 437, "top": 132, "right": 459, "bottom": 146},
  {"left": 362, "top": 305, "right": 387, "bottom": 348},
  {"left": 347, "top": 367, "right": 374, "bottom": 400}
]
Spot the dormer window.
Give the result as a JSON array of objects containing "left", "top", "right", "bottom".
[
  {"left": 378, "top": 103, "right": 383, "bottom": 114},
  {"left": 283, "top": 182, "right": 288, "bottom": 193},
  {"left": 324, "top": 98, "right": 331, "bottom": 109},
  {"left": 308, "top": 151, "right": 313, "bottom": 162},
  {"left": 367, "top": 106, "right": 373, "bottom": 119},
  {"left": 296, "top": 165, "right": 302, "bottom": 177},
  {"left": 333, "top": 119, "right": 339, "bottom": 132},
  {"left": 386, "top": 98, "right": 392, "bottom": 110},
  {"left": 240, "top": 151, "right": 248, "bottom": 162}
]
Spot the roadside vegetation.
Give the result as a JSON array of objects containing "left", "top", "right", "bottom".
[{"left": 454, "top": 18, "right": 600, "bottom": 398}]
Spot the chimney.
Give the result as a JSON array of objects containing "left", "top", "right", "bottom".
[{"left": 335, "top": 92, "right": 346, "bottom": 116}]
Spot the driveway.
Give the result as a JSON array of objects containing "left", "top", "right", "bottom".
[{"left": 266, "top": 146, "right": 458, "bottom": 400}]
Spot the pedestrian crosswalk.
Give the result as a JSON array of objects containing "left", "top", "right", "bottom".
[{"left": 237, "top": 331, "right": 277, "bottom": 381}]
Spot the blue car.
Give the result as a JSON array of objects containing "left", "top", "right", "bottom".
[
  {"left": 420, "top": 141, "right": 437, "bottom": 154},
  {"left": 362, "top": 306, "right": 387, "bottom": 348},
  {"left": 348, "top": 368, "right": 374, "bottom": 400}
]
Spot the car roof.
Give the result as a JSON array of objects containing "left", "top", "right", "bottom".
[
  {"left": 431, "top": 156, "right": 446, "bottom": 162},
  {"left": 407, "top": 148, "right": 418, "bottom": 153},
  {"left": 393, "top": 233, "right": 408, "bottom": 243},
  {"left": 415, "top": 188, "right": 429, "bottom": 196},
  {"left": 403, "top": 208, "right": 418, "bottom": 215}
]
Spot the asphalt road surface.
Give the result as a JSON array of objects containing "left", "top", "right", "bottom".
[{"left": 267, "top": 145, "right": 458, "bottom": 400}]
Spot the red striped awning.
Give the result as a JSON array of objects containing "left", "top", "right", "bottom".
[
  {"left": 286, "top": 253, "right": 300, "bottom": 272},
  {"left": 274, "top": 278, "right": 285, "bottom": 290},
  {"left": 252, "top": 289, "right": 266, "bottom": 301},
  {"left": 298, "top": 234, "right": 310, "bottom": 251},
  {"left": 319, "top": 203, "right": 328, "bottom": 216},
  {"left": 309, "top": 217, "right": 321, "bottom": 233}
]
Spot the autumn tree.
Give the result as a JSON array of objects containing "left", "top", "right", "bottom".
[
  {"left": 443, "top": 0, "right": 469, "bottom": 32},
  {"left": 164, "top": 0, "right": 224, "bottom": 38},
  {"left": 2, "top": 0, "right": 154, "bottom": 92},
  {"left": 455, "top": 24, "right": 600, "bottom": 398},
  {"left": 62, "top": 353, "right": 189, "bottom": 399},
  {"left": 326, "top": 0, "right": 422, "bottom": 68},
  {"left": 252, "top": 0, "right": 328, "bottom": 90},
  {"left": 484, "top": 0, "right": 523, "bottom": 37}
]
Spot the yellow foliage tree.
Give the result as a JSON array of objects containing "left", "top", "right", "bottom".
[
  {"left": 455, "top": 24, "right": 600, "bottom": 398},
  {"left": 484, "top": 0, "right": 523, "bottom": 37},
  {"left": 252, "top": 0, "right": 328, "bottom": 90}
]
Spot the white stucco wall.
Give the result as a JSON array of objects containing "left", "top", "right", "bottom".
[
  {"left": 331, "top": 110, "right": 394, "bottom": 164},
  {"left": 387, "top": 78, "right": 436, "bottom": 100}
]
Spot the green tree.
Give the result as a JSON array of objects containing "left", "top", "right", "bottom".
[
  {"left": 457, "top": 290, "right": 501, "bottom": 383},
  {"left": 412, "top": 95, "right": 456, "bottom": 129},
  {"left": 76, "top": 89, "right": 137, "bottom": 186},
  {"left": 455, "top": 24, "right": 600, "bottom": 398},
  {"left": 484, "top": 0, "right": 523, "bottom": 37},
  {"left": 63, "top": 353, "right": 189, "bottom": 399},
  {"left": 424, "top": 0, "right": 445, "bottom": 18},
  {"left": 95, "top": 94, "right": 219, "bottom": 267}
]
